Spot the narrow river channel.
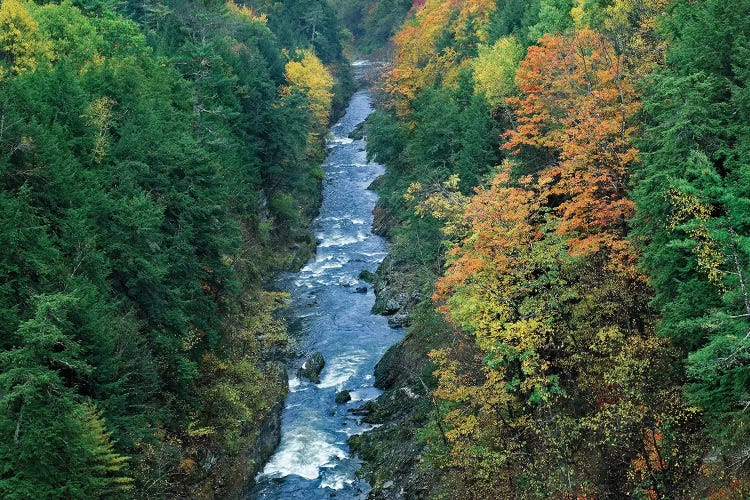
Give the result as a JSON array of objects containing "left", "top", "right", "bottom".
[{"left": 250, "top": 73, "right": 402, "bottom": 499}]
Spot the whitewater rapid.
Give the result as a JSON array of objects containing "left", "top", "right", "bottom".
[{"left": 249, "top": 87, "right": 401, "bottom": 499}]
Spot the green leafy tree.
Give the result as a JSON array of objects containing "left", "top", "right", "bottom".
[{"left": 0, "top": 0, "right": 351, "bottom": 496}]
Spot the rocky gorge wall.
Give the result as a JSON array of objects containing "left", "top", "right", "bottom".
[{"left": 349, "top": 198, "right": 450, "bottom": 499}]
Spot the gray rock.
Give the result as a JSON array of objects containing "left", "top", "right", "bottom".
[
  {"left": 348, "top": 402, "right": 374, "bottom": 416},
  {"left": 358, "top": 269, "right": 376, "bottom": 283},
  {"left": 372, "top": 204, "right": 395, "bottom": 236},
  {"left": 297, "top": 352, "right": 325, "bottom": 384},
  {"left": 388, "top": 312, "right": 410, "bottom": 329},
  {"left": 384, "top": 298, "right": 401, "bottom": 315},
  {"left": 355, "top": 286, "right": 368, "bottom": 294},
  {"left": 243, "top": 363, "right": 287, "bottom": 494}
]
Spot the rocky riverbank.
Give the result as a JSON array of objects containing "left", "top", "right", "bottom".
[
  {"left": 348, "top": 196, "right": 453, "bottom": 499},
  {"left": 242, "top": 364, "right": 288, "bottom": 494}
]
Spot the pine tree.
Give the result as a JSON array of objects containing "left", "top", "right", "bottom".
[{"left": 633, "top": 0, "right": 750, "bottom": 455}]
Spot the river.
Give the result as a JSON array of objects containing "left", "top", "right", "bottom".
[{"left": 249, "top": 73, "right": 401, "bottom": 499}]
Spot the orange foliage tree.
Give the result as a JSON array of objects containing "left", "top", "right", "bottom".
[
  {"left": 428, "top": 30, "right": 703, "bottom": 497},
  {"left": 504, "top": 29, "right": 641, "bottom": 271},
  {"left": 386, "top": 0, "right": 496, "bottom": 112}
]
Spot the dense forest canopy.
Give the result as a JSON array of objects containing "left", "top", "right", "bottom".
[
  {"left": 2, "top": 0, "right": 750, "bottom": 498},
  {"left": 0, "top": 0, "right": 352, "bottom": 496},
  {"left": 359, "top": 0, "right": 750, "bottom": 497}
]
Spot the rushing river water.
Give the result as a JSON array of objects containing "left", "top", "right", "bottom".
[{"left": 250, "top": 81, "right": 401, "bottom": 499}]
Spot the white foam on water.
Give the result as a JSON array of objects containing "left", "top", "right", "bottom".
[
  {"left": 328, "top": 137, "right": 354, "bottom": 147},
  {"left": 320, "top": 470, "right": 355, "bottom": 491},
  {"left": 318, "top": 232, "right": 367, "bottom": 248},
  {"left": 300, "top": 256, "right": 346, "bottom": 276},
  {"left": 260, "top": 426, "right": 347, "bottom": 481},
  {"left": 335, "top": 427, "right": 366, "bottom": 438},
  {"left": 293, "top": 279, "right": 315, "bottom": 289},
  {"left": 348, "top": 387, "right": 381, "bottom": 402},
  {"left": 314, "top": 277, "right": 340, "bottom": 287},
  {"left": 311, "top": 261, "right": 345, "bottom": 275},
  {"left": 350, "top": 218, "right": 366, "bottom": 225},
  {"left": 359, "top": 251, "right": 387, "bottom": 258},
  {"left": 337, "top": 162, "right": 369, "bottom": 168},
  {"left": 317, "top": 351, "right": 368, "bottom": 389},
  {"left": 288, "top": 378, "right": 307, "bottom": 393},
  {"left": 335, "top": 421, "right": 384, "bottom": 439}
]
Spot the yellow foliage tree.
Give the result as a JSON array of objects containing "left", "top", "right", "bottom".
[
  {"left": 387, "top": 0, "right": 496, "bottom": 113},
  {"left": 284, "top": 50, "right": 334, "bottom": 139},
  {"left": 472, "top": 36, "right": 523, "bottom": 110},
  {"left": 225, "top": 0, "right": 268, "bottom": 24},
  {"left": 0, "top": 0, "right": 53, "bottom": 81},
  {"left": 571, "top": 0, "right": 669, "bottom": 75}
]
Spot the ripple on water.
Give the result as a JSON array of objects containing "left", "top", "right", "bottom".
[
  {"left": 327, "top": 137, "right": 354, "bottom": 147},
  {"left": 317, "top": 232, "right": 368, "bottom": 248},
  {"left": 317, "top": 351, "right": 368, "bottom": 389},
  {"left": 320, "top": 469, "right": 356, "bottom": 491},
  {"left": 300, "top": 256, "right": 346, "bottom": 276},
  {"left": 348, "top": 387, "right": 381, "bottom": 402},
  {"left": 288, "top": 377, "right": 308, "bottom": 393}
]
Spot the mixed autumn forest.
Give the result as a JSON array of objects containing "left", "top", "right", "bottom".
[{"left": 1, "top": 0, "right": 750, "bottom": 498}]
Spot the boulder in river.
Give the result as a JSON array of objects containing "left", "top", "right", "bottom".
[
  {"left": 383, "top": 298, "right": 401, "bottom": 315},
  {"left": 358, "top": 269, "right": 376, "bottom": 283},
  {"left": 355, "top": 286, "right": 368, "bottom": 294},
  {"left": 335, "top": 390, "right": 352, "bottom": 404},
  {"left": 348, "top": 402, "right": 374, "bottom": 417},
  {"left": 297, "top": 352, "right": 325, "bottom": 383}
]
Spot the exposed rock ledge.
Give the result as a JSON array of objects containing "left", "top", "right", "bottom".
[
  {"left": 242, "top": 362, "right": 287, "bottom": 494},
  {"left": 297, "top": 352, "right": 326, "bottom": 384},
  {"left": 371, "top": 254, "right": 422, "bottom": 328}
]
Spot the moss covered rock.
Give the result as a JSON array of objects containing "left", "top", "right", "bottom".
[{"left": 335, "top": 390, "right": 352, "bottom": 404}]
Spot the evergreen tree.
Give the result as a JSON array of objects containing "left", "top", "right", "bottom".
[{"left": 634, "top": 0, "right": 750, "bottom": 455}]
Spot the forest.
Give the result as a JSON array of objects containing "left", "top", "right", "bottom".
[
  {"left": 352, "top": 0, "right": 750, "bottom": 498},
  {"left": 1, "top": 0, "right": 749, "bottom": 498},
  {"left": 0, "top": 0, "right": 353, "bottom": 497}
]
